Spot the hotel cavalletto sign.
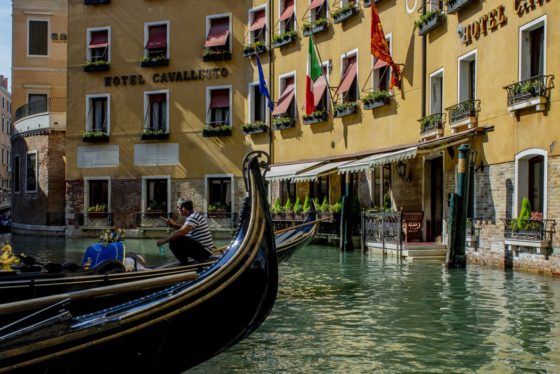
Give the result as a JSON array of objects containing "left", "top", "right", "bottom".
[{"left": 104, "top": 68, "right": 229, "bottom": 87}]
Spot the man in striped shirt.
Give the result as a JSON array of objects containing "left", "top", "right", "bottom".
[{"left": 157, "top": 199, "right": 216, "bottom": 265}]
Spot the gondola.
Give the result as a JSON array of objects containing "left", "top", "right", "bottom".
[
  {"left": 275, "top": 210, "right": 321, "bottom": 263},
  {"left": 0, "top": 151, "right": 278, "bottom": 374}
]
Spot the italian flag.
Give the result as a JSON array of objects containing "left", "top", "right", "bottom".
[{"left": 305, "top": 37, "right": 322, "bottom": 115}]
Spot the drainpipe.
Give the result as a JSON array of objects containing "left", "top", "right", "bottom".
[
  {"left": 421, "top": 0, "right": 427, "bottom": 118},
  {"left": 268, "top": 0, "right": 274, "bottom": 164}
]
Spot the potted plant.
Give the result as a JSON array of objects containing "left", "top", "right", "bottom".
[
  {"left": 332, "top": 3, "right": 359, "bottom": 24},
  {"left": 241, "top": 121, "right": 268, "bottom": 135},
  {"left": 271, "top": 198, "right": 283, "bottom": 220},
  {"left": 418, "top": 113, "right": 443, "bottom": 134},
  {"left": 82, "top": 130, "right": 109, "bottom": 142},
  {"left": 333, "top": 101, "right": 359, "bottom": 118},
  {"left": 272, "top": 116, "right": 295, "bottom": 130},
  {"left": 83, "top": 59, "right": 110, "bottom": 72},
  {"left": 272, "top": 30, "right": 298, "bottom": 48},
  {"left": 302, "top": 110, "right": 328, "bottom": 124},
  {"left": 202, "top": 124, "right": 232, "bottom": 137},
  {"left": 141, "top": 128, "right": 169, "bottom": 140},
  {"left": 87, "top": 204, "right": 107, "bottom": 219},
  {"left": 141, "top": 54, "right": 169, "bottom": 67},
  {"left": 361, "top": 90, "right": 392, "bottom": 110},
  {"left": 243, "top": 41, "right": 267, "bottom": 57},
  {"left": 283, "top": 198, "right": 294, "bottom": 220},
  {"left": 415, "top": 10, "right": 445, "bottom": 36},
  {"left": 302, "top": 17, "right": 329, "bottom": 37},
  {"left": 202, "top": 47, "right": 232, "bottom": 62}
]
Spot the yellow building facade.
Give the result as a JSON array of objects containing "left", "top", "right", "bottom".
[{"left": 66, "top": 0, "right": 560, "bottom": 272}]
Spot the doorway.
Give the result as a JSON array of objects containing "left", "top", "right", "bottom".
[{"left": 428, "top": 157, "right": 443, "bottom": 242}]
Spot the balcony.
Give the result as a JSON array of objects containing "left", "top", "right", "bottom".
[
  {"left": 272, "top": 115, "right": 296, "bottom": 131},
  {"left": 241, "top": 121, "right": 268, "bottom": 135},
  {"left": 419, "top": 113, "right": 445, "bottom": 139},
  {"left": 135, "top": 212, "right": 172, "bottom": 228},
  {"left": 272, "top": 31, "right": 298, "bottom": 49},
  {"left": 13, "top": 98, "right": 66, "bottom": 137},
  {"left": 202, "top": 48, "right": 232, "bottom": 62},
  {"left": 84, "top": 0, "right": 110, "bottom": 4},
  {"left": 445, "top": 0, "right": 475, "bottom": 13},
  {"left": 78, "top": 212, "right": 113, "bottom": 228},
  {"left": 503, "top": 75, "right": 552, "bottom": 114},
  {"left": 332, "top": 4, "right": 359, "bottom": 24},
  {"left": 302, "top": 18, "right": 329, "bottom": 37},
  {"left": 242, "top": 42, "right": 267, "bottom": 57},
  {"left": 302, "top": 110, "right": 328, "bottom": 125},
  {"left": 502, "top": 218, "right": 556, "bottom": 254},
  {"left": 416, "top": 11, "right": 445, "bottom": 36},
  {"left": 445, "top": 99, "right": 480, "bottom": 132}
]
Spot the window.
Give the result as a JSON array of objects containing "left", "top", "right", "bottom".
[
  {"left": 87, "top": 28, "right": 110, "bottom": 63},
  {"left": 373, "top": 36, "right": 392, "bottom": 91},
  {"left": 313, "top": 64, "right": 329, "bottom": 112},
  {"left": 28, "top": 19, "right": 48, "bottom": 56},
  {"left": 206, "top": 175, "right": 232, "bottom": 216},
  {"left": 205, "top": 15, "right": 231, "bottom": 52},
  {"left": 249, "top": 82, "right": 266, "bottom": 124},
  {"left": 26, "top": 152, "right": 37, "bottom": 193},
  {"left": 458, "top": 51, "right": 476, "bottom": 102},
  {"left": 1, "top": 97, "right": 4, "bottom": 108},
  {"left": 207, "top": 87, "right": 231, "bottom": 126},
  {"left": 520, "top": 16, "right": 546, "bottom": 80},
  {"left": 272, "top": 74, "right": 296, "bottom": 118},
  {"left": 279, "top": 0, "right": 296, "bottom": 33},
  {"left": 87, "top": 179, "right": 109, "bottom": 212},
  {"left": 249, "top": 7, "right": 267, "bottom": 45},
  {"left": 144, "top": 91, "right": 168, "bottom": 132},
  {"left": 86, "top": 94, "right": 110, "bottom": 133},
  {"left": 310, "top": 175, "right": 329, "bottom": 202},
  {"left": 144, "top": 177, "right": 169, "bottom": 213},
  {"left": 1, "top": 146, "right": 4, "bottom": 165},
  {"left": 1, "top": 116, "right": 3, "bottom": 133},
  {"left": 309, "top": 0, "right": 327, "bottom": 21},
  {"left": 28, "top": 93, "right": 48, "bottom": 114},
  {"left": 145, "top": 22, "right": 169, "bottom": 58},
  {"left": 280, "top": 180, "right": 296, "bottom": 204},
  {"left": 515, "top": 149, "right": 547, "bottom": 217},
  {"left": 13, "top": 155, "right": 19, "bottom": 193},
  {"left": 429, "top": 0, "right": 443, "bottom": 12},
  {"left": 430, "top": 69, "right": 444, "bottom": 114},
  {"left": 337, "top": 52, "right": 358, "bottom": 102}
]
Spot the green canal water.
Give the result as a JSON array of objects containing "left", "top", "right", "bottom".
[{"left": 3, "top": 234, "right": 560, "bottom": 373}]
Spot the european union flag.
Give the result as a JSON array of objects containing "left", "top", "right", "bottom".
[{"left": 256, "top": 54, "right": 274, "bottom": 111}]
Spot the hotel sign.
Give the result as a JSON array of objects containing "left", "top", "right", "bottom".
[
  {"left": 460, "top": 5, "right": 507, "bottom": 45},
  {"left": 515, "top": 0, "right": 549, "bottom": 16},
  {"left": 104, "top": 68, "right": 229, "bottom": 87}
]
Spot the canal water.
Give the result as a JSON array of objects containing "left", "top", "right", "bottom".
[{"left": 3, "top": 234, "right": 560, "bottom": 373}]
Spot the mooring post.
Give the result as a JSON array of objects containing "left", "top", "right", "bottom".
[
  {"left": 340, "top": 173, "right": 354, "bottom": 251},
  {"left": 447, "top": 144, "right": 471, "bottom": 268}
]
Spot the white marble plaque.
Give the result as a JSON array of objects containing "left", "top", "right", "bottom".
[
  {"left": 134, "top": 143, "right": 179, "bottom": 166},
  {"left": 77, "top": 145, "right": 119, "bottom": 168}
]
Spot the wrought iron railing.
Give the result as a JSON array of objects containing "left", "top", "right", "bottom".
[
  {"left": 501, "top": 218, "right": 555, "bottom": 242},
  {"left": 419, "top": 112, "right": 445, "bottom": 136},
  {"left": 15, "top": 98, "right": 66, "bottom": 122},
  {"left": 77, "top": 212, "right": 113, "bottom": 227},
  {"left": 361, "top": 210, "right": 402, "bottom": 246},
  {"left": 203, "top": 212, "right": 239, "bottom": 229},
  {"left": 446, "top": 99, "right": 480, "bottom": 125},
  {"left": 503, "top": 75, "right": 553, "bottom": 107},
  {"left": 135, "top": 212, "right": 173, "bottom": 227}
]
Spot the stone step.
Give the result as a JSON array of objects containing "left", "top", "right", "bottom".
[
  {"left": 408, "top": 255, "right": 447, "bottom": 262},
  {"left": 404, "top": 249, "right": 447, "bottom": 257}
]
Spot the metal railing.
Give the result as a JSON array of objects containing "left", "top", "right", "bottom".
[
  {"left": 77, "top": 212, "right": 113, "bottom": 227},
  {"left": 135, "top": 212, "right": 172, "bottom": 227},
  {"left": 503, "top": 75, "right": 553, "bottom": 107},
  {"left": 361, "top": 210, "right": 402, "bottom": 250},
  {"left": 501, "top": 218, "right": 555, "bottom": 242},
  {"left": 203, "top": 212, "right": 239, "bottom": 229},
  {"left": 15, "top": 98, "right": 66, "bottom": 122},
  {"left": 446, "top": 99, "right": 480, "bottom": 125},
  {"left": 419, "top": 112, "right": 445, "bottom": 136}
]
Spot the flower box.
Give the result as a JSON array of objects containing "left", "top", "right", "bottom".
[
  {"left": 445, "top": 0, "right": 474, "bottom": 14},
  {"left": 302, "top": 19, "right": 329, "bottom": 37},
  {"left": 504, "top": 76, "right": 550, "bottom": 114},
  {"left": 242, "top": 122, "right": 268, "bottom": 135},
  {"left": 83, "top": 63, "right": 110, "bottom": 72},
  {"left": 243, "top": 43, "right": 267, "bottom": 57},
  {"left": 272, "top": 32, "right": 297, "bottom": 48},
  {"left": 362, "top": 98, "right": 390, "bottom": 110},
  {"left": 302, "top": 111, "right": 328, "bottom": 124},
  {"left": 202, "top": 49, "right": 232, "bottom": 62},
  {"left": 82, "top": 133, "right": 109, "bottom": 143},
  {"left": 141, "top": 131, "right": 169, "bottom": 140},
  {"left": 141, "top": 57, "right": 169, "bottom": 68},
  {"left": 332, "top": 6, "right": 359, "bottom": 24},
  {"left": 202, "top": 125, "right": 232, "bottom": 137},
  {"left": 333, "top": 103, "right": 359, "bottom": 118},
  {"left": 417, "top": 12, "right": 445, "bottom": 36},
  {"left": 272, "top": 117, "right": 296, "bottom": 131}
]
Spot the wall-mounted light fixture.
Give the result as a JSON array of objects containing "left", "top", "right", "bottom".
[{"left": 396, "top": 161, "right": 411, "bottom": 183}]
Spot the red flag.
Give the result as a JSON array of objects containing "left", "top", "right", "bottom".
[{"left": 370, "top": 2, "right": 401, "bottom": 89}]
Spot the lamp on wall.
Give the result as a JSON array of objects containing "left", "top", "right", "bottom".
[{"left": 396, "top": 161, "right": 411, "bottom": 183}]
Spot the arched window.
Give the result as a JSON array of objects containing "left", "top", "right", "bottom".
[{"left": 515, "top": 149, "right": 547, "bottom": 217}]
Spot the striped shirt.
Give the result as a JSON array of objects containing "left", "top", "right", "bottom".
[{"left": 183, "top": 212, "right": 215, "bottom": 252}]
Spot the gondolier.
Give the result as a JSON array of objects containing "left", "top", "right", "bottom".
[{"left": 158, "top": 199, "right": 216, "bottom": 264}]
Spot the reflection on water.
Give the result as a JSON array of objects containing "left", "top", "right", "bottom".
[
  {"left": 192, "top": 245, "right": 560, "bottom": 373},
  {"left": 3, "top": 234, "right": 560, "bottom": 373}
]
